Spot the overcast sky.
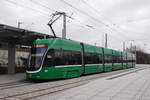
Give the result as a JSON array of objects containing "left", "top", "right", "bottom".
[{"left": 1, "top": 0, "right": 150, "bottom": 53}]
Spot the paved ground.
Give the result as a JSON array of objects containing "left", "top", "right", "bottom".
[
  {"left": 0, "top": 73, "right": 26, "bottom": 84},
  {"left": 34, "top": 65, "right": 150, "bottom": 100},
  {"left": 0, "top": 64, "right": 144, "bottom": 85},
  {"left": 0, "top": 65, "right": 150, "bottom": 100}
]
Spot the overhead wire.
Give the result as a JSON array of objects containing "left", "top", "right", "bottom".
[
  {"left": 3, "top": 0, "right": 114, "bottom": 38},
  {"left": 68, "top": 0, "right": 124, "bottom": 41},
  {"left": 126, "top": 17, "right": 150, "bottom": 23},
  {"left": 61, "top": 0, "right": 109, "bottom": 26},
  {"left": 27, "top": 0, "right": 96, "bottom": 30},
  {"left": 2, "top": 0, "right": 137, "bottom": 41},
  {"left": 61, "top": 0, "right": 131, "bottom": 42},
  {"left": 61, "top": 0, "right": 112, "bottom": 28},
  {"left": 29, "top": 0, "right": 103, "bottom": 38},
  {"left": 4, "top": 0, "right": 50, "bottom": 18},
  {"left": 80, "top": 0, "right": 131, "bottom": 39},
  {"left": 30, "top": 0, "right": 56, "bottom": 12},
  {"left": 68, "top": 17, "right": 122, "bottom": 42},
  {"left": 4, "top": 0, "right": 129, "bottom": 45},
  {"left": 81, "top": 0, "right": 113, "bottom": 24},
  {"left": 59, "top": 0, "right": 125, "bottom": 46}
]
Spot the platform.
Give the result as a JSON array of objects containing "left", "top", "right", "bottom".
[
  {"left": 0, "top": 73, "right": 26, "bottom": 84},
  {"left": 39, "top": 66, "right": 150, "bottom": 100},
  {"left": 1, "top": 65, "right": 150, "bottom": 100}
]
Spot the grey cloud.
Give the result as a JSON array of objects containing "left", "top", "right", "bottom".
[{"left": 0, "top": 0, "right": 150, "bottom": 52}]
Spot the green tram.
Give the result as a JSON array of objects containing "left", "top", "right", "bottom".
[{"left": 26, "top": 38, "right": 136, "bottom": 80}]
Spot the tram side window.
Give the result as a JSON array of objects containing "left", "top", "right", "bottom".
[
  {"left": 61, "top": 50, "right": 71, "bottom": 65},
  {"left": 119, "top": 56, "right": 122, "bottom": 63},
  {"left": 131, "top": 56, "right": 134, "bottom": 62},
  {"left": 129, "top": 56, "right": 133, "bottom": 63},
  {"left": 84, "top": 52, "right": 102, "bottom": 64},
  {"left": 126, "top": 56, "right": 129, "bottom": 63},
  {"left": 131, "top": 57, "right": 133, "bottom": 62},
  {"left": 84, "top": 53, "right": 92, "bottom": 64},
  {"left": 65, "top": 50, "right": 81, "bottom": 65},
  {"left": 54, "top": 49, "right": 64, "bottom": 66},
  {"left": 122, "top": 56, "right": 126, "bottom": 63},
  {"left": 113, "top": 55, "right": 116, "bottom": 63},
  {"left": 43, "top": 49, "right": 55, "bottom": 67},
  {"left": 104, "top": 55, "right": 112, "bottom": 63},
  {"left": 126, "top": 56, "right": 132, "bottom": 63},
  {"left": 128, "top": 57, "right": 130, "bottom": 63},
  {"left": 43, "top": 49, "right": 82, "bottom": 67},
  {"left": 92, "top": 53, "right": 102, "bottom": 64},
  {"left": 113, "top": 55, "right": 121, "bottom": 63},
  {"left": 73, "top": 51, "right": 82, "bottom": 64},
  {"left": 98, "top": 54, "right": 103, "bottom": 63},
  {"left": 55, "top": 50, "right": 82, "bottom": 66}
]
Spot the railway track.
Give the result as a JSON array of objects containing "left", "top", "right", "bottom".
[
  {"left": 0, "top": 81, "right": 34, "bottom": 90},
  {"left": 0, "top": 65, "right": 149, "bottom": 100},
  {"left": 0, "top": 80, "right": 26, "bottom": 87},
  {"left": 4, "top": 79, "right": 89, "bottom": 100}
]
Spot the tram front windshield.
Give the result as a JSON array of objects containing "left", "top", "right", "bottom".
[{"left": 27, "top": 44, "right": 48, "bottom": 71}]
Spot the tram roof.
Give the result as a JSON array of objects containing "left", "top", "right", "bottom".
[{"left": 0, "top": 24, "right": 53, "bottom": 46}]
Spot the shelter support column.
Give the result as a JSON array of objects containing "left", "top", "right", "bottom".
[{"left": 8, "top": 42, "right": 16, "bottom": 74}]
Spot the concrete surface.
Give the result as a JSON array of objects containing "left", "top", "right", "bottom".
[
  {"left": 35, "top": 66, "right": 150, "bottom": 100},
  {"left": 1, "top": 65, "right": 150, "bottom": 100},
  {"left": 0, "top": 73, "right": 26, "bottom": 84}
]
